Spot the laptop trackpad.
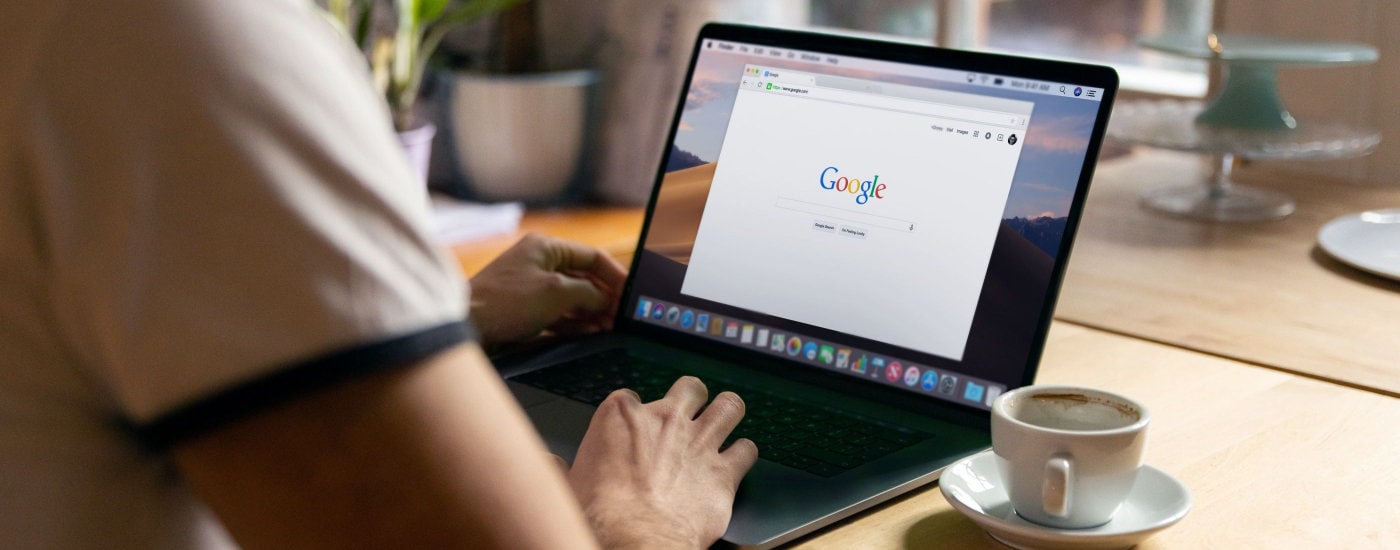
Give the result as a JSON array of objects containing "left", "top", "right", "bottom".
[
  {"left": 511, "top": 383, "right": 594, "bottom": 462},
  {"left": 508, "top": 380, "right": 565, "bottom": 408}
]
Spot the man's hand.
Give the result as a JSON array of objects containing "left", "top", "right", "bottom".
[
  {"left": 567, "top": 377, "right": 759, "bottom": 549},
  {"left": 469, "top": 233, "right": 627, "bottom": 347}
]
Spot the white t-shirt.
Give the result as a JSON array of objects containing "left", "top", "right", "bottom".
[{"left": 0, "top": 1, "right": 470, "bottom": 547}]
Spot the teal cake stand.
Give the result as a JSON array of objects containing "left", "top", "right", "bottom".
[{"left": 1108, "top": 33, "right": 1379, "bottom": 221}]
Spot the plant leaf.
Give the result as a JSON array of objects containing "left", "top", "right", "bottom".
[
  {"left": 437, "top": 0, "right": 525, "bottom": 28},
  {"left": 326, "top": 0, "right": 349, "bottom": 24},
  {"left": 391, "top": 0, "right": 526, "bottom": 130},
  {"left": 353, "top": 0, "right": 373, "bottom": 50},
  {"left": 417, "top": 0, "right": 451, "bottom": 25},
  {"left": 371, "top": 37, "right": 394, "bottom": 100},
  {"left": 396, "top": 0, "right": 416, "bottom": 29},
  {"left": 421, "top": 0, "right": 525, "bottom": 66}
]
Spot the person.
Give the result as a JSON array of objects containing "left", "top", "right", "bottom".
[{"left": 0, "top": 0, "right": 756, "bottom": 548}]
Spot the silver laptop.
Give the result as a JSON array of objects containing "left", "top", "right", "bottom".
[{"left": 493, "top": 23, "right": 1118, "bottom": 548}]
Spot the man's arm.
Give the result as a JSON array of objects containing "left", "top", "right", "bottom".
[
  {"left": 173, "top": 340, "right": 757, "bottom": 549},
  {"left": 172, "top": 343, "right": 597, "bottom": 549}
]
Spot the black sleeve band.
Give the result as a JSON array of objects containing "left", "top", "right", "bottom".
[{"left": 130, "top": 321, "right": 475, "bottom": 451}]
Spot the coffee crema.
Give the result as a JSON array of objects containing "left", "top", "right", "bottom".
[{"left": 1009, "top": 393, "right": 1141, "bottom": 431}]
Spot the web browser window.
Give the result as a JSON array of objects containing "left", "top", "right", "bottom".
[{"left": 680, "top": 66, "right": 1033, "bottom": 360}]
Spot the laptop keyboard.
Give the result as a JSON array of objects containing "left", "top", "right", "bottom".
[{"left": 513, "top": 349, "right": 931, "bottom": 477}]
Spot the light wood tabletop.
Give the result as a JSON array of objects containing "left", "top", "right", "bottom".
[
  {"left": 791, "top": 321, "right": 1400, "bottom": 549},
  {"left": 1056, "top": 149, "right": 1400, "bottom": 396}
]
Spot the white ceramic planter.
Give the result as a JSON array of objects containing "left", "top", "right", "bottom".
[
  {"left": 449, "top": 70, "right": 598, "bottom": 202},
  {"left": 397, "top": 122, "right": 437, "bottom": 185}
]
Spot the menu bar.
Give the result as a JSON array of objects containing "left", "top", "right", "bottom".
[{"left": 705, "top": 38, "right": 1104, "bottom": 102}]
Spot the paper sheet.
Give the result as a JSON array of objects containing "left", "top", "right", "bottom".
[{"left": 429, "top": 194, "right": 524, "bottom": 245}]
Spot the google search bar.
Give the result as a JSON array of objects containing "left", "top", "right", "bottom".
[
  {"left": 774, "top": 197, "right": 915, "bottom": 233},
  {"left": 766, "top": 83, "right": 1025, "bottom": 129}
]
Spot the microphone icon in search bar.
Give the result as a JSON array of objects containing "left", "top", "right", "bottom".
[{"left": 774, "top": 197, "right": 915, "bottom": 233}]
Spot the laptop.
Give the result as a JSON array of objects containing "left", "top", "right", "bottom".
[{"left": 493, "top": 23, "right": 1118, "bottom": 548}]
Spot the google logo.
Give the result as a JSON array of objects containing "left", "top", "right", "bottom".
[{"left": 820, "top": 166, "right": 887, "bottom": 205}]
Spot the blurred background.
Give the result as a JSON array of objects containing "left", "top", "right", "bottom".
[{"left": 326, "top": 0, "right": 1397, "bottom": 205}]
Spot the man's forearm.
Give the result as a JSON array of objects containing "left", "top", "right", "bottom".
[{"left": 173, "top": 343, "right": 599, "bottom": 549}]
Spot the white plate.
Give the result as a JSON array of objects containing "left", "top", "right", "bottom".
[
  {"left": 939, "top": 450, "right": 1191, "bottom": 550},
  {"left": 1318, "top": 209, "right": 1400, "bottom": 282}
]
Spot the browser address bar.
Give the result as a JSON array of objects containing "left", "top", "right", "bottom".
[{"left": 766, "top": 83, "right": 1023, "bottom": 128}]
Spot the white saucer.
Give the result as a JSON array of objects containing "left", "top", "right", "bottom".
[
  {"left": 939, "top": 450, "right": 1191, "bottom": 550},
  {"left": 1318, "top": 209, "right": 1400, "bottom": 282}
]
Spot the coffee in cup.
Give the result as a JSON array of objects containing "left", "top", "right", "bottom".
[{"left": 990, "top": 385, "right": 1149, "bottom": 529}]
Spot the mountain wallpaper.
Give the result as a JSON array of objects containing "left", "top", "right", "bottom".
[
  {"left": 665, "top": 145, "right": 706, "bottom": 172},
  {"left": 1003, "top": 216, "right": 1067, "bottom": 259}
]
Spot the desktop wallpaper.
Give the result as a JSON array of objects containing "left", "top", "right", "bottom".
[{"left": 628, "top": 45, "right": 1106, "bottom": 386}]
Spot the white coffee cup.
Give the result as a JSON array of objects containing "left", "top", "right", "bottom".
[{"left": 990, "top": 385, "right": 1149, "bottom": 529}]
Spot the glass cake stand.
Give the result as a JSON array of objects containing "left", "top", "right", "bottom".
[{"left": 1108, "top": 34, "right": 1379, "bottom": 221}]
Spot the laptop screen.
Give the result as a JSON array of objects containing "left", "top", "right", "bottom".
[{"left": 620, "top": 25, "right": 1116, "bottom": 411}]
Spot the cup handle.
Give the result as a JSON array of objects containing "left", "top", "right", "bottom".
[{"left": 1043, "top": 455, "right": 1072, "bottom": 519}]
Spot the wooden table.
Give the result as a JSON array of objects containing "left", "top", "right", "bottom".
[
  {"left": 448, "top": 206, "right": 643, "bottom": 276},
  {"left": 451, "top": 151, "right": 1400, "bottom": 547},
  {"left": 791, "top": 322, "right": 1400, "bottom": 548},
  {"left": 1057, "top": 149, "right": 1400, "bottom": 397}
]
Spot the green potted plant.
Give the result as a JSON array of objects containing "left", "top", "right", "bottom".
[{"left": 320, "top": 0, "right": 523, "bottom": 183}]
